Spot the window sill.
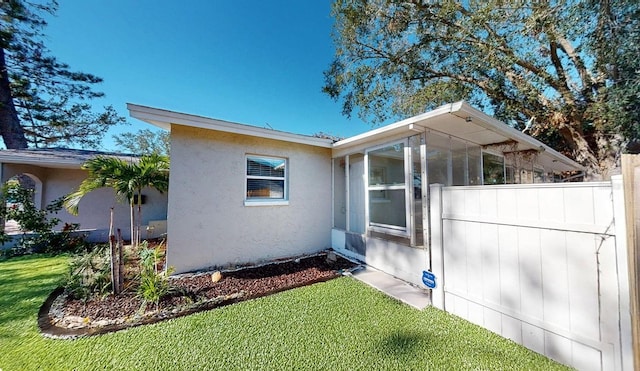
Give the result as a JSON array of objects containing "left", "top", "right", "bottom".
[{"left": 244, "top": 200, "right": 289, "bottom": 207}]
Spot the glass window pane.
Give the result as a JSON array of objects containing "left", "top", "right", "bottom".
[
  {"left": 534, "top": 168, "right": 545, "bottom": 183},
  {"left": 246, "top": 179, "right": 284, "bottom": 199},
  {"left": 333, "top": 157, "right": 346, "bottom": 229},
  {"left": 426, "top": 133, "right": 451, "bottom": 186},
  {"left": 410, "top": 134, "right": 424, "bottom": 246},
  {"left": 505, "top": 165, "right": 516, "bottom": 184},
  {"left": 369, "top": 144, "right": 405, "bottom": 186},
  {"left": 349, "top": 154, "right": 366, "bottom": 234},
  {"left": 247, "top": 157, "right": 285, "bottom": 177},
  {"left": 369, "top": 189, "right": 406, "bottom": 228},
  {"left": 467, "top": 145, "right": 482, "bottom": 185},
  {"left": 520, "top": 169, "right": 533, "bottom": 183},
  {"left": 482, "top": 152, "right": 505, "bottom": 184},
  {"left": 451, "top": 139, "right": 467, "bottom": 186}
]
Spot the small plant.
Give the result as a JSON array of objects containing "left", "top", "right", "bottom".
[
  {"left": 137, "top": 240, "right": 174, "bottom": 309},
  {"left": 65, "top": 245, "right": 112, "bottom": 301}
]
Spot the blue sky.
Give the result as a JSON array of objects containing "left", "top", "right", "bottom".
[{"left": 43, "top": 1, "right": 374, "bottom": 151}]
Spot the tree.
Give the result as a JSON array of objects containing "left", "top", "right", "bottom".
[
  {"left": 323, "top": 0, "right": 640, "bottom": 179},
  {"left": 64, "top": 154, "right": 169, "bottom": 246},
  {"left": 0, "top": 0, "right": 124, "bottom": 149},
  {"left": 113, "top": 129, "right": 170, "bottom": 156}
]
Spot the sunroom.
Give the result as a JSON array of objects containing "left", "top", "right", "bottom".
[{"left": 330, "top": 101, "right": 584, "bottom": 286}]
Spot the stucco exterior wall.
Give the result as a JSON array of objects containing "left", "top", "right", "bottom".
[
  {"left": 167, "top": 125, "right": 332, "bottom": 273},
  {"left": 2, "top": 164, "right": 168, "bottom": 242}
]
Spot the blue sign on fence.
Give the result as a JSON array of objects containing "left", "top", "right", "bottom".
[{"left": 422, "top": 270, "right": 437, "bottom": 289}]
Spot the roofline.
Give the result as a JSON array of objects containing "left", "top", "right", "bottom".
[
  {"left": 0, "top": 150, "right": 139, "bottom": 169},
  {"left": 333, "top": 101, "right": 585, "bottom": 171},
  {"left": 127, "top": 103, "right": 334, "bottom": 149},
  {"left": 332, "top": 103, "right": 454, "bottom": 150},
  {"left": 0, "top": 156, "right": 84, "bottom": 168}
]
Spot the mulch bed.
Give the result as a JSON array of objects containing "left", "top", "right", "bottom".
[{"left": 39, "top": 251, "right": 359, "bottom": 339}]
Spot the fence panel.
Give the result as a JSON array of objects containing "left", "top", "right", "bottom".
[{"left": 430, "top": 181, "right": 631, "bottom": 370}]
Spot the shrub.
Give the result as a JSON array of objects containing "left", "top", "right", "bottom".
[
  {"left": 0, "top": 183, "right": 88, "bottom": 257},
  {"left": 137, "top": 240, "right": 174, "bottom": 309},
  {"left": 65, "top": 244, "right": 112, "bottom": 300}
]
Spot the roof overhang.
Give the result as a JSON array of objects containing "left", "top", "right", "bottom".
[
  {"left": 332, "top": 101, "right": 585, "bottom": 173},
  {"left": 0, "top": 149, "right": 139, "bottom": 169},
  {"left": 127, "top": 104, "right": 334, "bottom": 149}
]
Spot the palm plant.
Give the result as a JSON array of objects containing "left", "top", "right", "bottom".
[
  {"left": 65, "top": 154, "right": 169, "bottom": 294},
  {"left": 64, "top": 154, "right": 169, "bottom": 245},
  {"left": 131, "top": 154, "right": 169, "bottom": 245}
]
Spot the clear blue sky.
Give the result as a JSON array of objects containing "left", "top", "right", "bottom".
[{"left": 43, "top": 1, "right": 374, "bottom": 151}]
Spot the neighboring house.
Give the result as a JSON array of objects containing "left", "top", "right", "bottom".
[
  {"left": 0, "top": 148, "right": 168, "bottom": 243},
  {"left": 128, "top": 101, "right": 584, "bottom": 279}
]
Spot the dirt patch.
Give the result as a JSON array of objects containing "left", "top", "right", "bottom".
[{"left": 39, "top": 252, "right": 359, "bottom": 339}]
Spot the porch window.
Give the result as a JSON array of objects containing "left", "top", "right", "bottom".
[
  {"left": 367, "top": 142, "right": 408, "bottom": 235},
  {"left": 245, "top": 155, "right": 287, "bottom": 203},
  {"left": 533, "top": 167, "right": 545, "bottom": 183},
  {"left": 482, "top": 152, "right": 505, "bottom": 184}
]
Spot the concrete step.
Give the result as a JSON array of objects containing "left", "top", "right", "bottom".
[{"left": 349, "top": 266, "right": 430, "bottom": 310}]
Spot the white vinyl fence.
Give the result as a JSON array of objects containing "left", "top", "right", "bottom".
[{"left": 429, "top": 178, "right": 634, "bottom": 370}]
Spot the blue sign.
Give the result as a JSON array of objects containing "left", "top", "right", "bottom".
[{"left": 422, "top": 270, "right": 437, "bottom": 289}]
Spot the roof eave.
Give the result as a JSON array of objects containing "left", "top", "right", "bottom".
[
  {"left": 452, "top": 102, "right": 585, "bottom": 172},
  {"left": 331, "top": 101, "right": 585, "bottom": 173},
  {"left": 127, "top": 103, "right": 334, "bottom": 149}
]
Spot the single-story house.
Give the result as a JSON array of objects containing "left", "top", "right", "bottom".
[
  {"left": 0, "top": 148, "right": 168, "bottom": 243},
  {"left": 128, "top": 101, "right": 584, "bottom": 282}
]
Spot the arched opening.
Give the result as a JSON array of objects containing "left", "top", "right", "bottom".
[{"left": 3, "top": 173, "right": 44, "bottom": 234}]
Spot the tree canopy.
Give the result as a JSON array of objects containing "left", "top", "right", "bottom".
[
  {"left": 323, "top": 0, "right": 640, "bottom": 178},
  {"left": 113, "top": 129, "right": 170, "bottom": 156},
  {"left": 0, "top": 0, "right": 124, "bottom": 149}
]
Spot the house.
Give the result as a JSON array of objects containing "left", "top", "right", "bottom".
[
  {"left": 0, "top": 148, "right": 168, "bottom": 243},
  {"left": 128, "top": 101, "right": 584, "bottom": 279}
]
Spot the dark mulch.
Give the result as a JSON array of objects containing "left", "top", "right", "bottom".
[{"left": 41, "top": 252, "right": 359, "bottom": 338}]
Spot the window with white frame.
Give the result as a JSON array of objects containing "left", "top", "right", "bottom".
[
  {"left": 246, "top": 155, "right": 287, "bottom": 201},
  {"left": 367, "top": 142, "right": 409, "bottom": 235}
]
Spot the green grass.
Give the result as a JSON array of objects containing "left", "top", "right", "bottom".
[{"left": 0, "top": 255, "right": 570, "bottom": 370}]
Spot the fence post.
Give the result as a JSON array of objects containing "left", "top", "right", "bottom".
[
  {"left": 621, "top": 154, "right": 640, "bottom": 371},
  {"left": 429, "top": 183, "right": 445, "bottom": 310},
  {"left": 612, "top": 174, "right": 634, "bottom": 370}
]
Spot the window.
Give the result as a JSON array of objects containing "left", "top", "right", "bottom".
[
  {"left": 482, "top": 152, "right": 505, "bottom": 184},
  {"left": 245, "top": 155, "right": 287, "bottom": 203},
  {"left": 367, "top": 142, "right": 409, "bottom": 235},
  {"left": 533, "top": 167, "right": 545, "bottom": 183}
]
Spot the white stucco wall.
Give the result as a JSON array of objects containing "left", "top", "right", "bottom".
[
  {"left": 2, "top": 164, "right": 168, "bottom": 242},
  {"left": 167, "top": 125, "right": 332, "bottom": 273}
]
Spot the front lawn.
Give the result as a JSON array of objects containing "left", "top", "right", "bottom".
[{"left": 0, "top": 254, "right": 569, "bottom": 370}]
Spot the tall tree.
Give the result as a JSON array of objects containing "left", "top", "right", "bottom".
[
  {"left": 113, "top": 129, "right": 170, "bottom": 156},
  {"left": 324, "top": 0, "right": 640, "bottom": 179},
  {"left": 0, "top": 0, "right": 124, "bottom": 149}
]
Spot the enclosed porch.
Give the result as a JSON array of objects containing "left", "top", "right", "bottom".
[{"left": 330, "top": 101, "right": 584, "bottom": 286}]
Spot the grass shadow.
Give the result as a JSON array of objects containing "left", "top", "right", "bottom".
[{"left": 377, "top": 330, "right": 431, "bottom": 359}]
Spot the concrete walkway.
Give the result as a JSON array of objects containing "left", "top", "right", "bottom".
[{"left": 349, "top": 266, "right": 430, "bottom": 310}]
